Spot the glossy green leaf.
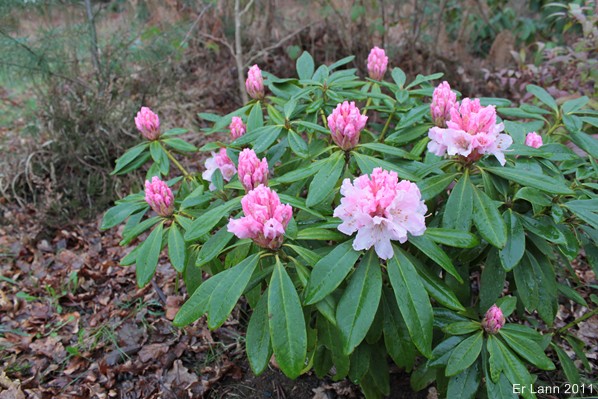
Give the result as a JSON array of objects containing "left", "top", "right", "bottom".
[
  {"left": 484, "top": 166, "right": 574, "bottom": 195},
  {"left": 359, "top": 142, "right": 418, "bottom": 160},
  {"left": 472, "top": 186, "right": 507, "bottom": 248},
  {"left": 207, "top": 253, "right": 260, "bottom": 329},
  {"left": 442, "top": 321, "right": 481, "bottom": 336},
  {"left": 499, "top": 329, "right": 555, "bottom": 370},
  {"left": 569, "top": 130, "right": 598, "bottom": 159},
  {"left": 499, "top": 210, "right": 525, "bottom": 271},
  {"left": 388, "top": 251, "right": 433, "bottom": 357},
  {"left": 306, "top": 152, "right": 344, "bottom": 207},
  {"left": 446, "top": 331, "right": 483, "bottom": 376},
  {"left": 425, "top": 228, "right": 479, "bottom": 248},
  {"left": 268, "top": 261, "right": 307, "bottom": 379},
  {"left": 296, "top": 51, "right": 315, "bottom": 80},
  {"left": 409, "top": 234, "right": 462, "bottom": 282},
  {"left": 246, "top": 293, "right": 272, "bottom": 375},
  {"left": 304, "top": 241, "right": 361, "bottom": 305},
  {"left": 185, "top": 198, "right": 241, "bottom": 241},
  {"left": 173, "top": 271, "right": 227, "bottom": 327},
  {"left": 136, "top": 222, "right": 164, "bottom": 287},
  {"left": 552, "top": 343, "right": 580, "bottom": 386},
  {"left": 195, "top": 226, "right": 234, "bottom": 267},
  {"left": 288, "top": 130, "right": 309, "bottom": 157},
  {"left": 442, "top": 172, "right": 473, "bottom": 231},
  {"left": 417, "top": 173, "right": 459, "bottom": 201},
  {"left": 167, "top": 224, "right": 186, "bottom": 272},
  {"left": 480, "top": 249, "right": 506, "bottom": 311},
  {"left": 446, "top": 361, "right": 480, "bottom": 399},
  {"left": 112, "top": 143, "right": 149, "bottom": 175},
  {"left": 429, "top": 336, "right": 466, "bottom": 367},
  {"left": 336, "top": 250, "right": 382, "bottom": 355},
  {"left": 382, "top": 287, "right": 416, "bottom": 370},
  {"left": 163, "top": 138, "right": 197, "bottom": 152},
  {"left": 526, "top": 84, "right": 558, "bottom": 113},
  {"left": 101, "top": 201, "right": 147, "bottom": 230}
]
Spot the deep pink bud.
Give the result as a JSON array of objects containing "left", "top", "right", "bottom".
[
  {"left": 525, "top": 132, "right": 543, "bottom": 149},
  {"left": 430, "top": 81, "right": 457, "bottom": 127},
  {"left": 327, "top": 101, "right": 368, "bottom": 151},
  {"left": 245, "top": 65, "right": 265, "bottom": 100},
  {"left": 482, "top": 305, "right": 505, "bottom": 334},
  {"left": 145, "top": 176, "right": 174, "bottom": 216},
  {"left": 367, "top": 47, "right": 388, "bottom": 81},
  {"left": 135, "top": 107, "right": 160, "bottom": 140},
  {"left": 227, "top": 185, "right": 292, "bottom": 250},
  {"left": 237, "top": 148, "right": 269, "bottom": 192},
  {"left": 230, "top": 117, "right": 246, "bottom": 140}
]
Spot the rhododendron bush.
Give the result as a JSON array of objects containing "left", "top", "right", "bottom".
[{"left": 101, "top": 50, "right": 598, "bottom": 398}]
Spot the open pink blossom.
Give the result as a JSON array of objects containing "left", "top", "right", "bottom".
[
  {"left": 367, "top": 47, "right": 388, "bottom": 81},
  {"left": 145, "top": 176, "right": 174, "bottom": 216},
  {"left": 245, "top": 64, "right": 265, "bottom": 100},
  {"left": 482, "top": 305, "right": 505, "bottom": 334},
  {"left": 227, "top": 185, "right": 292, "bottom": 250},
  {"left": 333, "top": 168, "right": 427, "bottom": 259},
  {"left": 327, "top": 101, "right": 368, "bottom": 151},
  {"left": 135, "top": 107, "right": 160, "bottom": 140},
  {"left": 202, "top": 148, "right": 237, "bottom": 191},
  {"left": 237, "top": 148, "right": 269, "bottom": 192},
  {"left": 230, "top": 117, "right": 246, "bottom": 140},
  {"left": 525, "top": 132, "right": 543, "bottom": 148},
  {"left": 427, "top": 98, "right": 512, "bottom": 165},
  {"left": 430, "top": 81, "right": 457, "bottom": 127}
]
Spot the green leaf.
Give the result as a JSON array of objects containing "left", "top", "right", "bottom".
[
  {"left": 446, "top": 331, "right": 483, "bottom": 376},
  {"left": 296, "top": 51, "right": 315, "bottom": 80},
  {"left": 296, "top": 227, "right": 345, "bottom": 241},
  {"left": 487, "top": 336, "right": 533, "bottom": 389},
  {"left": 409, "top": 234, "right": 462, "bottom": 283},
  {"left": 304, "top": 242, "right": 361, "bottom": 305},
  {"left": 195, "top": 226, "right": 234, "bottom": 267},
  {"left": 268, "top": 261, "right": 307, "bottom": 379},
  {"left": 562, "top": 96, "right": 589, "bottom": 114},
  {"left": 519, "top": 214, "right": 566, "bottom": 244},
  {"left": 513, "top": 254, "right": 539, "bottom": 311},
  {"left": 446, "top": 362, "right": 480, "bottom": 399},
  {"left": 388, "top": 250, "right": 433, "bottom": 357},
  {"left": 273, "top": 159, "right": 325, "bottom": 184},
  {"left": 336, "top": 249, "right": 382, "bottom": 355},
  {"left": 391, "top": 67, "right": 406, "bottom": 88},
  {"left": 136, "top": 222, "right": 164, "bottom": 287},
  {"left": 112, "top": 143, "right": 149, "bottom": 175},
  {"left": 288, "top": 130, "right": 309, "bottom": 157},
  {"left": 569, "top": 130, "right": 598, "bottom": 159},
  {"left": 552, "top": 343, "right": 580, "bottom": 386},
  {"left": 499, "top": 329, "right": 555, "bottom": 370},
  {"left": 496, "top": 296, "right": 517, "bottom": 317},
  {"left": 306, "top": 152, "right": 344, "bottom": 207},
  {"left": 442, "top": 172, "right": 473, "bottom": 231},
  {"left": 442, "top": 321, "right": 482, "bottom": 335},
  {"left": 382, "top": 288, "right": 416, "bottom": 370},
  {"left": 184, "top": 198, "right": 240, "bottom": 241},
  {"left": 120, "top": 216, "right": 161, "bottom": 246},
  {"left": 472, "top": 186, "right": 507, "bottom": 248},
  {"left": 163, "top": 138, "right": 197, "bottom": 152},
  {"left": 247, "top": 103, "right": 264, "bottom": 131},
  {"left": 499, "top": 210, "right": 525, "bottom": 271},
  {"left": 352, "top": 152, "right": 419, "bottom": 181},
  {"left": 207, "top": 253, "right": 260, "bottom": 329},
  {"left": 359, "top": 142, "right": 418, "bottom": 160},
  {"left": 417, "top": 173, "right": 459, "bottom": 201},
  {"left": 162, "top": 127, "right": 188, "bottom": 136},
  {"left": 480, "top": 250, "right": 506, "bottom": 311},
  {"left": 285, "top": 244, "right": 321, "bottom": 266},
  {"left": 425, "top": 228, "right": 479, "bottom": 248},
  {"left": 173, "top": 271, "right": 227, "bottom": 326},
  {"left": 246, "top": 293, "right": 272, "bottom": 375},
  {"left": 101, "top": 201, "right": 147, "bottom": 230},
  {"left": 484, "top": 166, "right": 574, "bottom": 195},
  {"left": 168, "top": 224, "right": 186, "bottom": 272},
  {"left": 406, "top": 72, "right": 444, "bottom": 89},
  {"left": 526, "top": 84, "right": 558, "bottom": 113}
]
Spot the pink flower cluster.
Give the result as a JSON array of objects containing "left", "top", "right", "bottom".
[
  {"left": 246, "top": 65, "right": 265, "bottom": 100},
  {"left": 238, "top": 149, "right": 269, "bottom": 192},
  {"left": 333, "top": 168, "right": 427, "bottom": 260},
  {"left": 482, "top": 304, "right": 505, "bottom": 334},
  {"left": 525, "top": 132, "right": 543, "bottom": 148},
  {"left": 230, "top": 117, "right": 246, "bottom": 140},
  {"left": 135, "top": 107, "right": 160, "bottom": 140},
  {"left": 327, "top": 101, "right": 368, "bottom": 151},
  {"left": 428, "top": 97, "right": 512, "bottom": 165},
  {"left": 202, "top": 148, "right": 237, "bottom": 191},
  {"left": 367, "top": 47, "right": 388, "bottom": 81},
  {"left": 227, "top": 185, "right": 293, "bottom": 250},
  {"left": 145, "top": 176, "right": 174, "bottom": 217},
  {"left": 430, "top": 81, "right": 457, "bottom": 128}
]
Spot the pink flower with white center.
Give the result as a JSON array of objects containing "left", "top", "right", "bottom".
[
  {"left": 227, "top": 185, "right": 293, "bottom": 250},
  {"left": 367, "top": 47, "right": 388, "bottom": 81},
  {"left": 430, "top": 81, "right": 457, "bottom": 127},
  {"left": 245, "top": 65, "right": 265, "bottom": 100},
  {"left": 238, "top": 148, "right": 269, "bottom": 192},
  {"left": 145, "top": 176, "right": 174, "bottom": 217},
  {"left": 525, "top": 132, "right": 543, "bottom": 148},
  {"left": 202, "top": 148, "right": 237, "bottom": 191},
  {"left": 135, "top": 107, "right": 160, "bottom": 140},
  {"left": 427, "top": 98, "right": 512, "bottom": 165},
  {"left": 333, "top": 168, "right": 427, "bottom": 260},
  {"left": 230, "top": 117, "right": 246, "bottom": 140},
  {"left": 482, "top": 304, "right": 505, "bottom": 334},
  {"left": 327, "top": 101, "right": 368, "bottom": 151}
]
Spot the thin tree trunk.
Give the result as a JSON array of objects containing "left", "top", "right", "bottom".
[
  {"left": 235, "top": 0, "right": 248, "bottom": 104},
  {"left": 83, "top": 0, "right": 103, "bottom": 88}
]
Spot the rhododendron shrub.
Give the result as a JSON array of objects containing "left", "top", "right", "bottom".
[{"left": 102, "top": 51, "right": 598, "bottom": 399}]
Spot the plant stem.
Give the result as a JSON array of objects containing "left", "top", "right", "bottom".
[
  {"left": 320, "top": 109, "right": 329, "bottom": 129},
  {"left": 161, "top": 143, "right": 191, "bottom": 179},
  {"left": 379, "top": 109, "right": 394, "bottom": 143},
  {"left": 557, "top": 307, "right": 598, "bottom": 334}
]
